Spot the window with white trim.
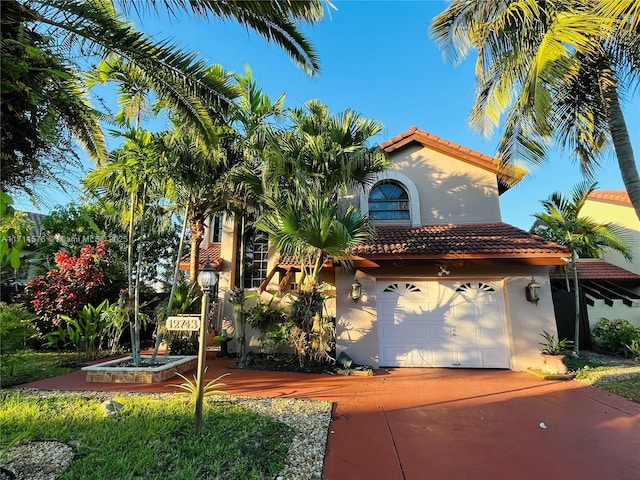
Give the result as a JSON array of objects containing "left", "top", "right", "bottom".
[
  {"left": 244, "top": 232, "right": 269, "bottom": 289},
  {"left": 210, "top": 215, "right": 223, "bottom": 243},
  {"left": 369, "top": 180, "right": 410, "bottom": 220}
]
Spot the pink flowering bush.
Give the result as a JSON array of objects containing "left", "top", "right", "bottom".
[{"left": 25, "top": 241, "right": 110, "bottom": 333}]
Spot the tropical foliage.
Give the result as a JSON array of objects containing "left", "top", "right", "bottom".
[
  {"left": 249, "top": 101, "right": 387, "bottom": 367},
  {"left": 533, "top": 181, "right": 632, "bottom": 354},
  {"left": 257, "top": 99, "right": 387, "bottom": 285},
  {"left": 2, "top": 0, "right": 324, "bottom": 196},
  {"left": 0, "top": 197, "right": 33, "bottom": 276},
  {"left": 0, "top": 303, "right": 37, "bottom": 375},
  {"left": 24, "top": 242, "right": 114, "bottom": 334},
  {"left": 53, "top": 300, "right": 112, "bottom": 359},
  {"left": 432, "top": 0, "right": 640, "bottom": 218},
  {"left": 592, "top": 317, "right": 640, "bottom": 357},
  {"left": 0, "top": 0, "right": 101, "bottom": 196}
]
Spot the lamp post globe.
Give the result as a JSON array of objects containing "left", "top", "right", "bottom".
[{"left": 198, "top": 262, "right": 218, "bottom": 292}]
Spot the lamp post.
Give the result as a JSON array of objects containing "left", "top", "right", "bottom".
[{"left": 195, "top": 262, "right": 218, "bottom": 435}]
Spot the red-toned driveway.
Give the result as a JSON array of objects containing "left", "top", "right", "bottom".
[{"left": 19, "top": 360, "right": 640, "bottom": 480}]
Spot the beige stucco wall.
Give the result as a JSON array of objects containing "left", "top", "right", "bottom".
[
  {"left": 503, "top": 267, "right": 560, "bottom": 371},
  {"left": 582, "top": 200, "right": 640, "bottom": 274},
  {"left": 381, "top": 144, "right": 503, "bottom": 225},
  {"left": 334, "top": 265, "right": 559, "bottom": 372},
  {"left": 588, "top": 300, "right": 640, "bottom": 330}
]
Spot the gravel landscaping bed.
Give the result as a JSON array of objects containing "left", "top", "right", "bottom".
[
  {"left": 571, "top": 351, "right": 640, "bottom": 386},
  {"left": 1, "top": 389, "right": 333, "bottom": 480}
]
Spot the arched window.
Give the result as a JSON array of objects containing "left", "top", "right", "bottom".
[{"left": 368, "top": 180, "right": 410, "bottom": 220}]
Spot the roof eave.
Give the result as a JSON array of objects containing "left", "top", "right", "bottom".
[
  {"left": 349, "top": 253, "right": 570, "bottom": 266},
  {"left": 381, "top": 128, "right": 525, "bottom": 192}
]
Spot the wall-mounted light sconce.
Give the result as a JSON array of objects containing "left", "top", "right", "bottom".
[
  {"left": 437, "top": 265, "right": 450, "bottom": 277},
  {"left": 350, "top": 277, "right": 362, "bottom": 302},
  {"left": 525, "top": 277, "right": 541, "bottom": 305}
]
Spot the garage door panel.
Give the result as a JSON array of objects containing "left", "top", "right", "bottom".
[
  {"left": 455, "top": 348, "right": 483, "bottom": 368},
  {"left": 378, "top": 280, "right": 510, "bottom": 369},
  {"left": 379, "top": 323, "right": 426, "bottom": 341},
  {"left": 381, "top": 347, "right": 453, "bottom": 368},
  {"left": 483, "top": 349, "right": 511, "bottom": 368},
  {"left": 427, "top": 325, "right": 450, "bottom": 342}
]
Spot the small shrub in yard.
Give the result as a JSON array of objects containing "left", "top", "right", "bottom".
[
  {"left": 0, "top": 303, "right": 37, "bottom": 375},
  {"left": 624, "top": 339, "right": 640, "bottom": 359},
  {"left": 592, "top": 318, "right": 640, "bottom": 357},
  {"left": 24, "top": 242, "right": 112, "bottom": 334}
]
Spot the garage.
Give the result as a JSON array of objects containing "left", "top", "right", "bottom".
[{"left": 377, "top": 280, "right": 511, "bottom": 368}]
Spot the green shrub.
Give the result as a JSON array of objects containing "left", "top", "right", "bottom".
[
  {"left": 592, "top": 318, "right": 640, "bottom": 357},
  {"left": 0, "top": 303, "right": 37, "bottom": 375},
  {"left": 45, "top": 300, "right": 115, "bottom": 359},
  {"left": 0, "top": 303, "right": 37, "bottom": 351},
  {"left": 624, "top": 339, "right": 640, "bottom": 359}
]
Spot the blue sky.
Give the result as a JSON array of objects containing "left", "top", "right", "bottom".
[{"left": 17, "top": 0, "right": 639, "bottom": 230}]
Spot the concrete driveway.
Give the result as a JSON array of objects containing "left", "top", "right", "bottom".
[
  {"left": 20, "top": 360, "right": 640, "bottom": 479},
  {"left": 320, "top": 368, "right": 640, "bottom": 480}
]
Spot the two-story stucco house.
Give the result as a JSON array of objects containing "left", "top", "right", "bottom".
[{"left": 191, "top": 127, "right": 571, "bottom": 372}]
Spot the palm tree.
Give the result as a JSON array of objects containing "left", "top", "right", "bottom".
[
  {"left": 158, "top": 123, "right": 232, "bottom": 285},
  {"left": 4, "top": 0, "right": 324, "bottom": 194},
  {"left": 266, "top": 99, "right": 389, "bottom": 203},
  {"left": 85, "top": 128, "right": 172, "bottom": 365},
  {"left": 1, "top": 0, "right": 105, "bottom": 195},
  {"left": 255, "top": 194, "right": 374, "bottom": 366},
  {"left": 253, "top": 102, "right": 387, "bottom": 365},
  {"left": 222, "top": 67, "right": 287, "bottom": 364},
  {"left": 256, "top": 194, "right": 374, "bottom": 285},
  {"left": 533, "top": 182, "right": 632, "bottom": 355},
  {"left": 431, "top": 0, "right": 640, "bottom": 219},
  {"left": 260, "top": 99, "right": 388, "bottom": 286}
]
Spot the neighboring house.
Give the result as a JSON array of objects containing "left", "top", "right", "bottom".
[
  {"left": 582, "top": 190, "right": 640, "bottom": 275},
  {"left": 549, "top": 259, "right": 640, "bottom": 331},
  {"left": 557, "top": 190, "right": 640, "bottom": 329},
  {"left": 188, "top": 127, "right": 571, "bottom": 372}
]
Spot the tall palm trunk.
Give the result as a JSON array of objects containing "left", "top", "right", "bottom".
[
  {"left": 572, "top": 250, "right": 580, "bottom": 355},
  {"left": 235, "top": 215, "right": 248, "bottom": 366},
  {"left": 188, "top": 204, "right": 207, "bottom": 284},
  {"left": 132, "top": 239, "right": 144, "bottom": 366},
  {"left": 599, "top": 62, "right": 640, "bottom": 220},
  {"left": 150, "top": 203, "right": 190, "bottom": 362},
  {"left": 127, "top": 189, "right": 136, "bottom": 295}
]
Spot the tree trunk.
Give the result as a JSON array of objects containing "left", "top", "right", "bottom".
[
  {"left": 127, "top": 189, "right": 136, "bottom": 296},
  {"left": 599, "top": 63, "right": 640, "bottom": 220},
  {"left": 188, "top": 205, "right": 207, "bottom": 285},
  {"left": 132, "top": 242, "right": 144, "bottom": 366},
  {"left": 237, "top": 215, "right": 248, "bottom": 365},
  {"left": 572, "top": 250, "right": 580, "bottom": 355},
  {"left": 150, "top": 204, "right": 190, "bottom": 362}
]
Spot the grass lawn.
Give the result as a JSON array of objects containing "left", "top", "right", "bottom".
[
  {"left": 564, "top": 352, "right": 640, "bottom": 403},
  {"left": 0, "top": 391, "right": 294, "bottom": 480},
  {"left": 0, "top": 351, "right": 85, "bottom": 388}
]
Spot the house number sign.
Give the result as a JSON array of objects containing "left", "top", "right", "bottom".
[{"left": 166, "top": 315, "right": 201, "bottom": 331}]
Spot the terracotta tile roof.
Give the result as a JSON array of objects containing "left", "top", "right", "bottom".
[
  {"left": 380, "top": 126, "right": 525, "bottom": 188},
  {"left": 588, "top": 190, "right": 631, "bottom": 206},
  {"left": 550, "top": 260, "right": 640, "bottom": 281},
  {"left": 179, "top": 244, "right": 222, "bottom": 270},
  {"left": 350, "top": 223, "right": 570, "bottom": 264}
]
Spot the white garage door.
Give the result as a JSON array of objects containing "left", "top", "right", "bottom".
[{"left": 378, "top": 280, "right": 510, "bottom": 368}]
